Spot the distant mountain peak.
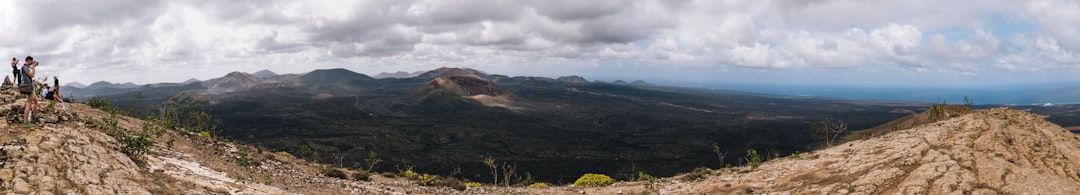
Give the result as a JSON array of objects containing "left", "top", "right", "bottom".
[
  {"left": 373, "top": 71, "right": 424, "bottom": 79},
  {"left": 302, "top": 68, "right": 373, "bottom": 82},
  {"left": 252, "top": 69, "right": 278, "bottom": 79},
  {"left": 204, "top": 71, "right": 263, "bottom": 94},
  {"left": 86, "top": 81, "right": 139, "bottom": 89},
  {"left": 630, "top": 80, "right": 654, "bottom": 86},
  {"left": 417, "top": 67, "right": 488, "bottom": 80},
  {"left": 65, "top": 81, "right": 88, "bottom": 88},
  {"left": 556, "top": 76, "right": 589, "bottom": 83},
  {"left": 182, "top": 78, "right": 200, "bottom": 84},
  {"left": 224, "top": 71, "right": 254, "bottom": 78},
  {"left": 425, "top": 76, "right": 508, "bottom": 97}
]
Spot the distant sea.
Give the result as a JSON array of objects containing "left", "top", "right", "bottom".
[{"left": 664, "top": 81, "right": 1080, "bottom": 105}]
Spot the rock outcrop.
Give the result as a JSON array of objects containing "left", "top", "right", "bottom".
[
  {"left": 668, "top": 108, "right": 1080, "bottom": 194},
  {"left": 425, "top": 76, "right": 508, "bottom": 97},
  {"left": 0, "top": 88, "right": 431, "bottom": 194},
  {"left": 1, "top": 77, "right": 11, "bottom": 90}
]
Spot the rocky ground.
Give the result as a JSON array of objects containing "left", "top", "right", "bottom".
[
  {"left": 0, "top": 84, "right": 653, "bottom": 194},
  {"left": 0, "top": 79, "right": 1078, "bottom": 194},
  {"left": 665, "top": 107, "right": 1080, "bottom": 194},
  {"left": 0, "top": 86, "right": 429, "bottom": 194}
]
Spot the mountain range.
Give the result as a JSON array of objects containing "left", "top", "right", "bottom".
[{"left": 75, "top": 67, "right": 1080, "bottom": 184}]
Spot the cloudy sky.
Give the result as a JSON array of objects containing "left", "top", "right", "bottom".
[{"left": 1, "top": 0, "right": 1078, "bottom": 87}]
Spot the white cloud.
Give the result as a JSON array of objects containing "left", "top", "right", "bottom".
[
  {"left": 0, "top": 0, "right": 1077, "bottom": 85},
  {"left": 1026, "top": 0, "right": 1080, "bottom": 51}
]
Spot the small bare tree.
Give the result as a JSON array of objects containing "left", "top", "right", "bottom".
[
  {"left": 501, "top": 162, "right": 517, "bottom": 187},
  {"left": 364, "top": 151, "right": 382, "bottom": 171},
  {"left": 483, "top": 156, "right": 498, "bottom": 184},
  {"left": 812, "top": 119, "right": 848, "bottom": 147},
  {"left": 712, "top": 143, "right": 727, "bottom": 166},
  {"left": 333, "top": 153, "right": 347, "bottom": 167}
]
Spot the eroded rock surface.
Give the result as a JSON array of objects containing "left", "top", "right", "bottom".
[{"left": 670, "top": 108, "right": 1080, "bottom": 194}]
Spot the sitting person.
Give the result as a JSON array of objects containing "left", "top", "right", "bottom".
[
  {"left": 41, "top": 83, "right": 52, "bottom": 100},
  {"left": 50, "top": 76, "right": 62, "bottom": 102},
  {"left": 42, "top": 85, "right": 61, "bottom": 102}
]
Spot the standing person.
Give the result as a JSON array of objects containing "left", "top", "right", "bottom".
[
  {"left": 20, "top": 56, "right": 38, "bottom": 124},
  {"left": 10, "top": 57, "right": 18, "bottom": 84}
]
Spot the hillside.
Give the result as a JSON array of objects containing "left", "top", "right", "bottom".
[
  {"left": 74, "top": 67, "right": 1080, "bottom": 185},
  {"left": 659, "top": 107, "right": 1080, "bottom": 194},
  {"left": 83, "top": 67, "right": 946, "bottom": 183},
  {"left": 2, "top": 78, "right": 1079, "bottom": 194},
  {"left": 0, "top": 86, "right": 457, "bottom": 194}
]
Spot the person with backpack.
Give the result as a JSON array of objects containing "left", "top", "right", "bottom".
[
  {"left": 19, "top": 56, "right": 38, "bottom": 124},
  {"left": 9, "top": 57, "right": 18, "bottom": 84}
]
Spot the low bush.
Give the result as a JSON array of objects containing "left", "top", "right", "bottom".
[
  {"left": 117, "top": 128, "right": 153, "bottom": 156},
  {"left": 320, "top": 167, "right": 347, "bottom": 180},
  {"left": 638, "top": 172, "right": 657, "bottom": 191},
  {"left": 680, "top": 166, "right": 712, "bottom": 182},
  {"left": 465, "top": 182, "right": 482, "bottom": 188},
  {"left": 527, "top": 182, "right": 550, "bottom": 188},
  {"left": 277, "top": 151, "right": 294, "bottom": 158},
  {"left": 352, "top": 169, "right": 371, "bottom": 181},
  {"left": 573, "top": 173, "right": 614, "bottom": 187},
  {"left": 434, "top": 177, "right": 466, "bottom": 191},
  {"left": 197, "top": 131, "right": 213, "bottom": 140},
  {"left": 416, "top": 174, "right": 437, "bottom": 186},
  {"left": 747, "top": 149, "right": 762, "bottom": 169},
  {"left": 402, "top": 170, "right": 419, "bottom": 179}
]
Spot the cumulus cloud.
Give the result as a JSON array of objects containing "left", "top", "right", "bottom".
[{"left": 0, "top": 0, "right": 1075, "bottom": 85}]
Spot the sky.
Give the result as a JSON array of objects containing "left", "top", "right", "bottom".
[{"left": 0, "top": 0, "right": 1079, "bottom": 88}]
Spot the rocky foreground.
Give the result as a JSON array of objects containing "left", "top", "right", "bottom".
[
  {"left": 0, "top": 80, "right": 1078, "bottom": 194},
  {"left": 0, "top": 87, "right": 436, "bottom": 194},
  {"left": 665, "top": 107, "right": 1080, "bottom": 194}
]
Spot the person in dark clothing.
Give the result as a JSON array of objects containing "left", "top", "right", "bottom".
[
  {"left": 10, "top": 57, "right": 17, "bottom": 84},
  {"left": 51, "top": 76, "right": 62, "bottom": 102},
  {"left": 43, "top": 77, "right": 62, "bottom": 101}
]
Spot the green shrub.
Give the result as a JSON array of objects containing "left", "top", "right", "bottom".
[
  {"left": 747, "top": 149, "right": 762, "bottom": 169},
  {"left": 198, "top": 131, "right": 213, "bottom": 140},
  {"left": 527, "top": 182, "right": 550, "bottom": 188},
  {"left": 638, "top": 172, "right": 657, "bottom": 191},
  {"left": 352, "top": 170, "right": 371, "bottom": 181},
  {"left": 417, "top": 174, "right": 437, "bottom": 186},
  {"left": 402, "top": 170, "right": 419, "bottom": 179},
  {"left": 117, "top": 128, "right": 153, "bottom": 156},
  {"left": 465, "top": 182, "right": 482, "bottom": 188},
  {"left": 238, "top": 146, "right": 251, "bottom": 167},
  {"left": 277, "top": 151, "right": 294, "bottom": 158},
  {"left": 434, "top": 177, "right": 466, "bottom": 191},
  {"left": 573, "top": 173, "right": 614, "bottom": 187},
  {"left": 320, "top": 167, "right": 347, "bottom": 179}
]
